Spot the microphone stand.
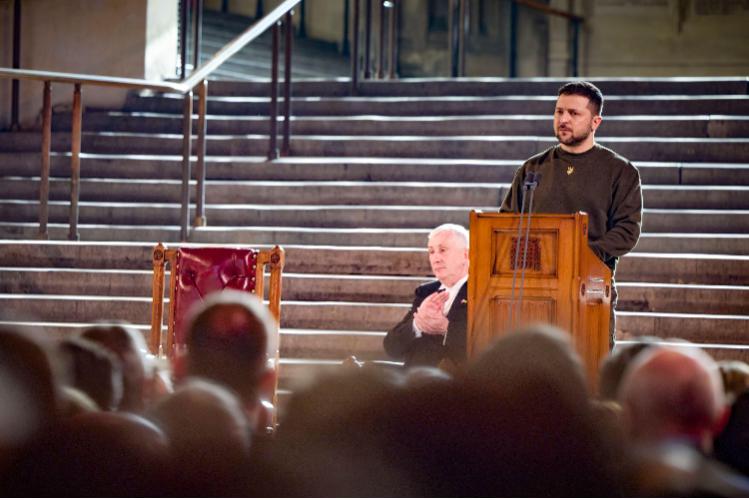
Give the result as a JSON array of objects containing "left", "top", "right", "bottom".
[{"left": 508, "top": 171, "right": 541, "bottom": 331}]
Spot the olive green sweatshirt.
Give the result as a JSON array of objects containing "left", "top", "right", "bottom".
[{"left": 500, "top": 144, "right": 643, "bottom": 272}]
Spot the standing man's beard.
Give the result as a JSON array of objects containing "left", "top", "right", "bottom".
[{"left": 555, "top": 126, "right": 591, "bottom": 147}]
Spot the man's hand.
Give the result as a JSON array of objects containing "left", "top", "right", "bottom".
[{"left": 413, "top": 290, "right": 449, "bottom": 335}]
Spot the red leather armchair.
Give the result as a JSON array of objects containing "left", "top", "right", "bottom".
[{"left": 149, "top": 244, "right": 284, "bottom": 359}]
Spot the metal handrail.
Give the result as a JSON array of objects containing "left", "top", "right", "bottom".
[{"left": 0, "top": 0, "right": 300, "bottom": 242}]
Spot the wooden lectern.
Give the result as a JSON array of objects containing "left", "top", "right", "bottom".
[{"left": 467, "top": 211, "right": 612, "bottom": 385}]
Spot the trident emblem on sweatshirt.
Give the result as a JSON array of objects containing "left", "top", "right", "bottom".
[{"left": 566, "top": 165, "right": 575, "bottom": 175}]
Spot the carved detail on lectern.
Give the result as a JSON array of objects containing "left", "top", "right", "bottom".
[{"left": 510, "top": 237, "right": 541, "bottom": 271}]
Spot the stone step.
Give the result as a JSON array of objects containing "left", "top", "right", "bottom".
[
  {"left": 4, "top": 131, "right": 748, "bottom": 163},
  {"left": 1, "top": 295, "right": 746, "bottom": 346},
  {"left": 0, "top": 294, "right": 403, "bottom": 331},
  {"left": 0, "top": 317, "right": 384, "bottom": 361},
  {"left": 1, "top": 178, "right": 507, "bottom": 207},
  {"left": 616, "top": 311, "right": 749, "bottom": 345},
  {"left": 2, "top": 201, "right": 748, "bottom": 234},
  {"left": 53, "top": 112, "right": 749, "bottom": 139},
  {"left": 1, "top": 267, "right": 747, "bottom": 315},
  {"left": 1, "top": 241, "right": 747, "bottom": 285},
  {"left": 613, "top": 340, "right": 749, "bottom": 365},
  {"left": 202, "top": 77, "right": 749, "bottom": 97},
  {"left": 2, "top": 223, "right": 748, "bottom": 255},
  {"left": 615, "top": 282, "right": 749, "bottom": 316},
  {"left": 122, "top": 93, "right": 749, "bottom": 117},
  {"left": 2, "top": 153, "right": 748, "bottom": 186},
  {"left": 4, "top": 177, "right": 749, "bottom": 210}
]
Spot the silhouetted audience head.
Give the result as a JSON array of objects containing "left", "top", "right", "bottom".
[
  {"left": 618, "top": 345, "right": 727, "bottom": 451},
  {"left": 59, "top": 336, "right": 123, "bottom": 411},
  {"left": 81, "top": 323, "right": 148, "bottom": 411},
  {"left": 8, "top": 412, "right": 170, "bottom": 497},
  {"left": 398, "top": 323, "right": 625, "bottom": 496},
  {"left": 147, "top": 378, "right": 251, "bottom": 496},
  {"left": 598, "top": 336, "right": 659, "bottom": 400},
  {"left": 0, "top": 326, "right": 64, "bottom": 456},
  {"left": 184, "top": 291, "right": 277, "bottom": 409},
  {"left": 272, "top": 367, "right": 417, "bottom": 496},
  {"left": 469, "top": 323, "right": 589, "bottom": 404},
  {"left": 404, "top": 365, "right": 452, "bottom": 388},
  {"left": 58, "top": 386, "right": 99, "bottom": 417}
]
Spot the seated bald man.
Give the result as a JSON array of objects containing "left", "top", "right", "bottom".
[{"left": 384, "top": 224, "right": 468, "bottom": 368}]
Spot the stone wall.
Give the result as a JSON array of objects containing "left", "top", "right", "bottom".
[{"left": 0, "top": 0, "right": 177, "bottom": 129}]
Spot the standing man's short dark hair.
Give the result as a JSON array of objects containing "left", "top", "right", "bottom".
[{"left": 558, "top": 81, "right": 604, "bottom": 116}]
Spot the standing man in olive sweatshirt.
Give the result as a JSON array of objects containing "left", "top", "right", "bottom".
[{"left": 500, "top": 81, "right": 643, "bottom": 346}]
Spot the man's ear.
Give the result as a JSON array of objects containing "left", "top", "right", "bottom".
[{"left": 591, "top": 114, "right": 603, "bottom": 133}]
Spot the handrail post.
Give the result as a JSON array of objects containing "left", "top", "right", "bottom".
[
  {"left": 282, "top": 11, "right": 293, "bottom": 156},
  {"left": 458, "top": 0, "right": 466, "bottom": 77},
  {"left": 378, "top": 0, "right": 386, "bottom": 78},
  {"left": 68, "top": 83, "right": 82, "bottom": 241},
  {"left": 342, "top": 0, "right": 350, "bottom": 56},
  {"left": 448, "top": 0, "right": 457, "bottom": 77},
  {"left": 388, "top": 0, "right": 397, "bottom": 79},
  {"left": 194, "top": 80, "right": 207, "bottom": 227},
  {"left": 179, "top": 0, "right": 189, "bottom": 79},
  {"left": 571, "top": 19, "right": 580, "bottom": 77},
  {"left": 351, "top": 0, "right": 360, "bottom": 94},
  {"left": 180, "top": 90, "right": 193, "bottom": 242},
  {"left": 509, "top": 0, "right": 518, "bottom": 77},
  {"left": 39, "top": 81, "right": 51, "bottom": 239},
  {"left": 268, "top": 21, "right": 280, "bottom": 160},
  {"left": 10, "top": 0, "right": 21, "bottom": 130},
  {"left": 192, "top": 0, "right": 203, "bottom": 72},
  {"left": 364, "top": 0, "right": 372, "bottom": 79}
]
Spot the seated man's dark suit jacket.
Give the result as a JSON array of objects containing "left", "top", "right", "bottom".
[{"left": 383, "top": 280, "right": 467, "bottom": 368}]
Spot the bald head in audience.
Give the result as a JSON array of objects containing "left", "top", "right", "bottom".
[{"left": 618, "top": 346, "right": 727, "bottom": 452}]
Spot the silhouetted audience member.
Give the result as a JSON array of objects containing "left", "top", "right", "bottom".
[
  {"left": 147, "top": 378, "right": 252, "bottom": 496},
  {"left": 378, "top": 324, "right": 623, "bottom": 497},
  {"left": 58, "top": 386, "right": 99, "bottom": 418},
  {"left": 182, "top": 290, "right": 278, "bottom": 432},
  {"left": 271, "top": 367, "right": 419, "bottom": 496},
  {"left": 0, "top": 326, "right": 65, "bottom": 484},
  {"left": 598, "top": 336, "right": 659, "bottom": 401},
  {"left": 59, "top": 336, "right": 123, "bottom": 411},
  {"left": 618, "top": 345, "right": 749, "bottom": 496},
  {"left": 714, "top": 390, "right": 749, "bottom": 477},
  {"left": 619, "top": 345, "right": 726, "bottom": 451},
  {"left": 81, "top": 323, "right": 149, "bottom": 411},
  {"left": 7, "top": 412, "right": 171, "bottom": 497},
  {"left": 453, "top": 324, "right": 625, "bottom": 496},
  {"left": 404, "top": 365, "right": 453, "bottom": 388}
]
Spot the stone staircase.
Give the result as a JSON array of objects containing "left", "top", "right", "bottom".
[
  {"left": 197, "top": 9, "right": 349, "bottom": 80},
  {"left": 1, "top": 77, "right": 748, "bottom": 399}
]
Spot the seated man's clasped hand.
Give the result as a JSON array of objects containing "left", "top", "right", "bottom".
[{"left": 413, "top": 289, "right": 449, "bottom": 335}]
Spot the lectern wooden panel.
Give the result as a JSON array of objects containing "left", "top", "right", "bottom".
[{"left": 467, "top": 211, "right": 612, "bottom": 385}]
